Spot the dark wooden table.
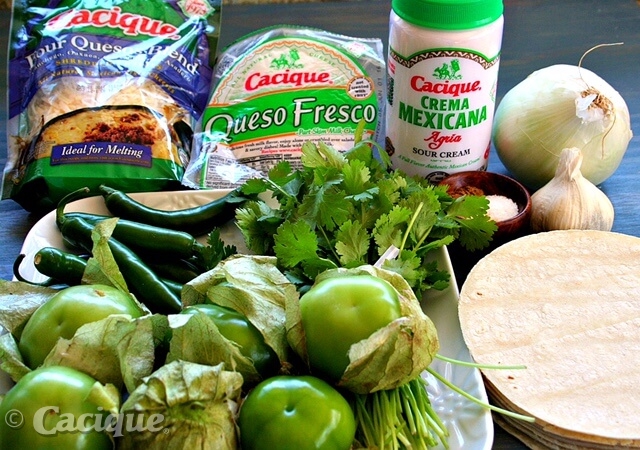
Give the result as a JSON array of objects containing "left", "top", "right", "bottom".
[{"left": 1, "top": 1, "right": 639, "bottom": 448}]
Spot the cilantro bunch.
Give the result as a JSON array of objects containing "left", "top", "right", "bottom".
[{"left": 236, "top": 135, "right": 496, "bottom": 295}]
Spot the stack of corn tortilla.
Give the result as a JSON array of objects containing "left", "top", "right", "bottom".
[{"left": 458, "top": 230, "right": 640, "bottom": 449}]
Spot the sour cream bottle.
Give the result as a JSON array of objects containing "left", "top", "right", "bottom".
[{"left": 386, "top": 0, "right": 504, "bottom": 183}]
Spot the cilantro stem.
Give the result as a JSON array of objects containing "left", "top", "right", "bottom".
[
  {"left": 401, "top": 385, "right": 418, "bottom": 435},
  {"left": 317, "top": 224, "right": 341, "bottom": 263},
  {"left": 435, "top": 354, "right": 527, "bottom": 370},
  {"left": 400, "top": 202, "right": 424, "bottom": 253},
  {"left": 351, "top": 378, "right": 449, "bottom": 450},
  {"left": 354, "top": 395, "right": 376, "bottom": 446},
  {"left": 412, "top": 205, "right": 439, "bottom": 252},
  {"left": 426, "top": 367, "right": 536, "bottom": 423},
  {"left": 400, "top": 201, "right": 437, "bottom": 255},
  {"left": 412, "top": 378, "right": 448, "bottom": 447},
  {"left": 265, "top": 176, "right": 295, "bottom": 201}
]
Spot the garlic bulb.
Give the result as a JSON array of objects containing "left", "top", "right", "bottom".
[{"left": 530, "top": 147, "right": 614, "bottom": 232}]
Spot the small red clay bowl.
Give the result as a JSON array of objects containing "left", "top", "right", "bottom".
[{"left": 439, "top": 171, "right": 532, "bottom": 243}]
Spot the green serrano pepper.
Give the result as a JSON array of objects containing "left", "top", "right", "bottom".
[
  {"left": 145, "top": 258, "right": 202, "bottom": 284},
  {"left": 98, "top": 185, "right": 247, "bottom": 236},
  {"left": 12, "top": 249, "right": 87, "bottom": 287},
  {"left": 20, "top": 246, "right": 184, "bottom": 298},
  {"left": 160, "top": 277, "right": 184, "bottom": 298},
  {"left": 34, "top": 247, "right": 87, "bottom": 286},
  {"left": 64, "top": 212, "right": 206, "bottom": 265},
  {"left": 56, "top": 190, "right": 181, "bottom": 314},
  {"left": 64, "top": 217, "right": 181, "bottom": 314}
]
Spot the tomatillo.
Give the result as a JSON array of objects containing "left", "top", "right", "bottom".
[
  {"left": 18, "top": 284, "right": 143, "bottom": 369},
  {"left": 0, "top": 365, "right": 114, "bottom": 449},
  {"left": 299, "top": 274, "right": 402, "bottom": 380},
  {"left": 180, "top": 303, "right": 279, "bottom": 378},
  {"left": 237, "top": 375, "right": 355, "bottom": 450}
]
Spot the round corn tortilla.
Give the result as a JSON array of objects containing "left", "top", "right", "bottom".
[{"left": 458, "top": 230, "right": 640, "bottom": 448}]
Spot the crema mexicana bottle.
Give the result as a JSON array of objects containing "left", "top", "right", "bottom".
[{"left": 386, "top": 0, "right": 504, "bottom": 183}]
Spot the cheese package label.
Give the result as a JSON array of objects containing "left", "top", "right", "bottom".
[{"left": 3, "top": 0, "right": 222, "bottom": 212}]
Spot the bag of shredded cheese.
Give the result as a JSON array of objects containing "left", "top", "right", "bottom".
[
  {"left": 2, "top": 0, "right": 222, "bottom": 213},
  {"left": 182, "top": 26, "right": 386, "bottom": 189}
]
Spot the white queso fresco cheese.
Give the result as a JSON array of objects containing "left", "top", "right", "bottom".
[{"left": 183, "top": 26, "right": 386, "bottom": 189}]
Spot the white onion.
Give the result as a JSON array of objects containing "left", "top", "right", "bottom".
[{"left": 492, "top": 64, "right": 632, "bottom": 190}]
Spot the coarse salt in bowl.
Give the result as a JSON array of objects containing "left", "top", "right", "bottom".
[
  {"left": 486, "top": 194, "right": 519, "bottom": 222},
  {"left": 438, "top": 171, "right": 532, "bottom": 244}
]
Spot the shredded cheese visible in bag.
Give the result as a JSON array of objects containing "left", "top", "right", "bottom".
[{"left": 3, "top": 0, "right": 222, "bottom": 213}]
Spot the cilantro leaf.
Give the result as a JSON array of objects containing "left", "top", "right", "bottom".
[
  {"left": 341, "top": 159, "right": 373, "bottom": 197},
  {"left": 267, "top": 161, "right": 306, "bottom": 205},
  {"left": 335, "top": 220, "right": 370, "bottom": 267},
  {"left": 297, "top": 178, "right": 351, "bottom": 232},
  {"left": 444, "top": 192, "right": 489, "bottom": 217},
  {"left": 380, "top": 249, "right": 426, "bottom": 290},
  {"left": 443, "top": 196, "right": 497, "bottom": 251},
  {"left": 417, "top": 259, "right": 451, "bottom": 292},
  {"left": 268, "top": 160, "right": 294, "bottom": 185},
  {"left": 235, "top": 201, "right": 283, "bottom": 255},
  {"left": 301, "top": 257, "right": 340, "bottom": 280},
  {"left": 273, "top": 220, "right": 319, "bottom": 268},
  {"left": 373, "top": 206, "right": 413, "bottom": 256},
  {"left": 342, "top": 159, "right": 380, "bottom": 203},
  {"left": 456, "top": 215, "right": 498, "bottom": 251},
  {"left": 317, "top": 189, "right": 353, "bottom": 232},
  {"left": 301, "top": 141, "right": 347, "bottom": 169},
  {"left": 201, "top": 229, "right": 237, "bottom": 270},
  {"left": 240, "top": 177, "right": 270, "bottom": 196}
]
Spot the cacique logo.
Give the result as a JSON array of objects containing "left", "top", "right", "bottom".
[
  {"left": 244, "top": 70, "right": 331, "bottom": 92},
  {"left": 410, "top": 58, "right": 482, "bottom": 98},
  {"left": 244, "top": 48, "right": 332, "bottom": 92},
  {"left": 45, "top": 7, "right": 180, "bottom": 39},
  {"left": 410, "top": 77, "right": 481, "bottom": 98},
  {"left": 432, "top": 59, "right": 463, "bottom": 81}
]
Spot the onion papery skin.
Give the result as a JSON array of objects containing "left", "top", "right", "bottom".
[{"left": 492, "top": 64, "right": 632, "bottom": 191}]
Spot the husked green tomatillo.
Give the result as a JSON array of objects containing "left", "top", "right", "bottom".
[
  {"left": 0, "top": 366, "right": 115, "bottom": 449},
  {"left": 238, "top": 375, "right": 356, "bottom": 450},
  {"left": 287, "top": 265, "right": 439, "bottom": 394},
  {"left": 18, "top": 284, "right": 144, "bottom": 369},
  {"left": 299, "top": 274, "right": 401, "bottom": 381}
]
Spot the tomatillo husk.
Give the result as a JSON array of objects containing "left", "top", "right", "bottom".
[
  {"left": 182, "top": 255, "right": 297, "bottom": 375},
  {"left": 118, "top": 361, "right": 242, "bottom": 450}
]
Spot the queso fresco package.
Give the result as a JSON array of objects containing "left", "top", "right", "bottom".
[
  {"left": 2, "top": 0, "right": 222, "bottom": 213},
  {"left": 182, "top": 26, "right": 386, "bottom": 189}
]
